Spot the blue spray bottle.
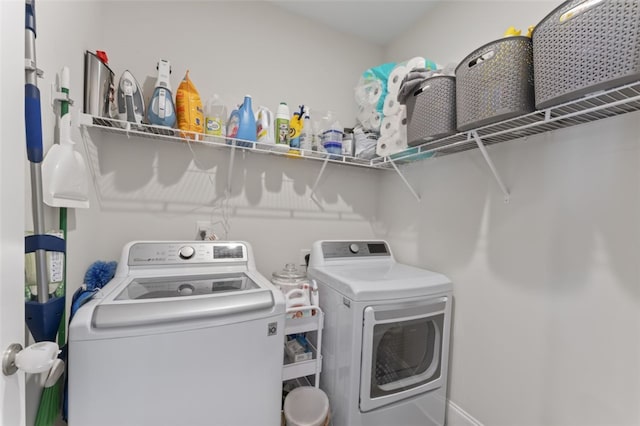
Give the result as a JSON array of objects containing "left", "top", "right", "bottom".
[{"left": 235, "top": 95, "right": 256, "bottom": 148}]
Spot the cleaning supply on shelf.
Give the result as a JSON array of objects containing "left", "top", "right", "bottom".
[
  {"left": 312, "top": 120, "right": 321, "bottom": 152},
  {"left": 226, "top": 108, "right": 240, "bottom": 139},
  {"left": 147, "top": 59, "right": 176, "bottom": 128},
  {"left": 299, "top": 109, "right": 312, "bottom": 153},
  {"left": 256, "top": 105, "right": 274, "bottom": 144},
  {"left": 321, "top": 111, "right": 343, "bottom": 155},
  {"left": 235, "top": 95, "right": 256, "bottom": 147},
  {"left": 342, "top": 130, "right": 354, "bottom": 157},
  {"left": 83, "top": 50, "right": 115, "bottom": 118},
  {"left": 205, "top": 94, "right": 227, "bottom": 137},
  {"left": 274, "top": 102, "right": 290, "bottom": 152},
  {"left": 116, "top": 70, "right": 145, "bottom": 126},
  {"left": 503, "top": 26, "right": 522, "bottom": 37},
  {"left": 176, "top": 70, "right": 204, "bottom": 139},
  {"left": 288, "top": 105, "right": 305, "bottom": 156}
]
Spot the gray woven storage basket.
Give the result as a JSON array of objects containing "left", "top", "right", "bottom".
[
  {"left": 405, "top": 76, "right": 456, "bottom": 146},
  {"left": 533, "top": 0, "right": 640, "bottom": 109},
  {"left": 455, "top": 36, "right": 535, "bottom": 131}
]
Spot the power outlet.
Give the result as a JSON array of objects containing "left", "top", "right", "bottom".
[
  {"left": 299, "top": 249, "right": 311, "bottom": 267},
  {"left": 196, "top": 221, "right": 216, "bottom": 240}
]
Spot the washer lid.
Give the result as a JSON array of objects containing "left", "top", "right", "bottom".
[
  {"left": 90, "top": 272, "right": 278, "bottom": 329},
  {"left": 309, "top": 261, "right": 451, "bottom": 301},
  {"left": 114, "top": 272, "right": 259, "bottom": 300}
]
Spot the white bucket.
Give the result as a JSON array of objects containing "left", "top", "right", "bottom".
[{"left": 284, "top": 387, "right": 330, "bottom": 426}]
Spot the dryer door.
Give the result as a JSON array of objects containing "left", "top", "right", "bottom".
[{"left": 359, "top": 296, "right": 449, "bottom": 412}]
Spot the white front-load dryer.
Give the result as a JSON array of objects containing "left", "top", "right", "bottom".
[
  {"left": 68, "top": 241, "right": 285, "bottom": 426},
  {"left": 308, "top": 240, "right": 452, "bottom": 426}
]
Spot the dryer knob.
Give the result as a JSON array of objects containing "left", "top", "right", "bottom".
[
  {"left": 178, "top": 246, "right": 195, "bottom": 259},
  {"left": 349, "top": 243, "right": 360, "bottom": 254}
]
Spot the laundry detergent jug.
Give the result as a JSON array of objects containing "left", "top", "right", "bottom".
[
  {"left": 256, "top": 106, "right": 274, "bottom": 144},
  {"left": 236, "top": 95, "right": 256, "bottom": 148}
]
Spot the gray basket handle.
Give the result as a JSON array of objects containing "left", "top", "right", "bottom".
[
  {"left": 467, "top": 50, "right": 496, "bottom": 68},
  {"left": 398, "top": 68, "right": 433, "bottom": 104}
]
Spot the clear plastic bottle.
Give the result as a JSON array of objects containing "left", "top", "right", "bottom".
[
  {"left": 299, "top": 109, "right": 312, "bottom": 154},
  {"left": 205, "top": 94, "right": 227, "bottom": 137}
]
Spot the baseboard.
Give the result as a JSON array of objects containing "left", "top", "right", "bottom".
[{"left": 446, "top": 400, "right": 484, "bottom": 426}]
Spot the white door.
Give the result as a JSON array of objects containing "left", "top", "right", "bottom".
[{"left": 1, "top": 1, "right": 26, "bottom": 425}]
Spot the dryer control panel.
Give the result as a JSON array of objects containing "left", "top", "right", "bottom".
[
  {"left": 321, "top": 241, "right": 390, "bottom": 259},
  {"left": 127, "top": 242, "right": 248, "bottom": 266}
]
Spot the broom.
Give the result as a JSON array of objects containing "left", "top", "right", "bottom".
[
  {"left": 34, "top": 71, "right": 71, "bottom": 426},
  {"left": 34, "top": 207, "right": 66, "bottom": 426}
]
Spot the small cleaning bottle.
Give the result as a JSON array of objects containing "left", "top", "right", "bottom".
[
  {"left": 236, "top": 95, "right": 256, "bottom": 148},
  {"left": 288, "top": 105, "right": 304, "bottom": 156},
  {"left": 275, "top": 102, "right": 290, "bottom": 152},
  {"left": 299, "top": 108, "right": 312, "bottom": 154},
  {"left": 205, "top": 94, "right": 227, "bottom": 138}
]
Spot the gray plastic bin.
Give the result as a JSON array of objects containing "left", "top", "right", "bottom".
[
  {"left": 405, "top": 75, "right": 456, "bottom": 146},
  {"left": 533, "top": 0, "right": 640, "bottom": 109},
  {"left": 455, "top": 36, "right": 535, "bottom": 131}
]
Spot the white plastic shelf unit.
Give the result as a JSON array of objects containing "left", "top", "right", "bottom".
[
  {"left": 79, "top": 81, "right": 640, "bottom": 202},
  {"left": 282, "top": 306, "right": 323, "bottom": 387}
]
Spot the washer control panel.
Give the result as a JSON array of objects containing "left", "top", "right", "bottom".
[
  {"left": 321, "top": 241, "right": 390, "bottom": 259},
  {"left": 128, "top": 242, "right": 248, "bottom": 266}
]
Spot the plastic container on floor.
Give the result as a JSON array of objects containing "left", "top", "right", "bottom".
[{"left": 283, "top": 386, "right": 330, "bottom": 426}]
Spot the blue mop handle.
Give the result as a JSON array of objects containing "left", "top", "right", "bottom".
[
  {"left": 25, "top": 0, "right": 35, "bottom": 34},
  {"left": 25, "top": 0, "right": 43, "bottom": 163},
  {"left": 25, "top": 85, "right": 43, "bottom": 163}
]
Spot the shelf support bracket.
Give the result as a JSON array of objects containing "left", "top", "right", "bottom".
[
  {"left": 226, "top": 141, "right": 236, "bottom": 196},
  {"left": 470, "top": 131, "right": 510, "bottom": 203},
  {"left": 389, "top": 158, "right": 421, "bottom": 202},
  {"left": 310, "top": 157, "right": 330, "bottom": 201}
]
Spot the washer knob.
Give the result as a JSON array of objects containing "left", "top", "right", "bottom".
[
  {"left": 178, "top": 246, "right": 195, "bottom": 259},
  {"left": 349, "top": 243, "right": 360, "bottom": 254}
]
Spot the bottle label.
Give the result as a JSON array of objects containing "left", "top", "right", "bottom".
[
  {"left": 275, "top": 118, "right": 289, "bottom": 145},
  {"left": 205, "top": 117, "right": 223, "bottom": 135},
  {"left": 227, "top": 115, "right": 239, "bottom": 138}
]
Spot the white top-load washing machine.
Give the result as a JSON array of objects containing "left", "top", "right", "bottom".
[
  {"left": 308, "top": 240, "right": 452, "bottom": 426},
  {"left": 68, "top": 241, "right": 285, "bottom": 426}
]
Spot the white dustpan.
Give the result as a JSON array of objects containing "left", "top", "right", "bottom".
[{"left": 42, "top": 67, "right": 90, "bottom": 209}]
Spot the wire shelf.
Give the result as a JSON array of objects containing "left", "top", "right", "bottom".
[
  {"left": 80, "top": 80, "right": 640, "bottom": 171},
  {"left": 376, "top": 80, "right": 640, "bottom": 166},
  {"left": 78, "top": 114, "right": 385, "bottom": 170}
]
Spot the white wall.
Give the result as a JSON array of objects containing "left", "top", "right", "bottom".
[
  {"left": 30, "top": 1, "right": 383, "bottom": 289},
  {"left": 382, "top": 2, "right": 640, "bottom": 425}
]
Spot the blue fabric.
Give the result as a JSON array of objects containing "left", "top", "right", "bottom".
[
  {"left": 25, "top": 296, "right": 65, "bottom": 343},
  {"left": 24, "top": 234, "right": 65, "bottom": 254}
]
